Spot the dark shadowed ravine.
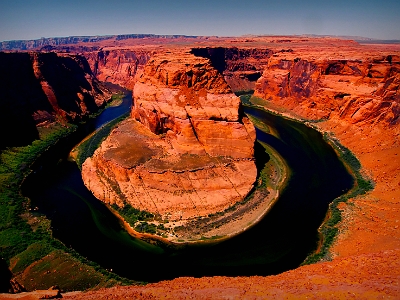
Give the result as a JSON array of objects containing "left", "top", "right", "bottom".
[{"left": 22, "top": 94, "right": 354, "bottom": 282}]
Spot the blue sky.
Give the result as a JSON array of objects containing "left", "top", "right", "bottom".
[{"left": 0, "top": 0, "right": 399, "bottom": 41}]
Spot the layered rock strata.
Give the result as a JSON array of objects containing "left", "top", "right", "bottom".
[
  {"left": 1, "top": 36, "right": 399, "bottom": 296},
  {"left": 0, "top": 52, "right": 110, "bottom": 149},
  {"left": 192, "top": 47, "right": 273, "bottom": 93},
  {"left": 254, "top": 53, "right": 400, "bottom": 125},
  {"left": 84, "top": 49, "right": 151, "bottom": 90},
  {"left": 82, "top": 52, "right": 257, "bottom": 223}
]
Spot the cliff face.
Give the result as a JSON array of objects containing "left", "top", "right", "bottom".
[
  {"left": 0, "top": 52, "right": 110, "bottom": 149},
  {"left": 132, "top": 53, "right": 255, "bottom": 157},
  {"left": 82, "top": 52, "right": 257, "bottom": 223},
  {"left": 254, "top": 54, "right": 400, "bottom": 125},
  {"left": 84, "top": 49, "right": 151, "bottom": 90},
  {"left": 2, "top": 37, "right": 400, "bottom": 297},
  {"left": 192, "top": 47, "right": 273, "bottom": 92}
]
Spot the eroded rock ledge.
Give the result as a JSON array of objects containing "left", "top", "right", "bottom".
[
  {"left": 82, "top": 52, "right": 257, "bottom": 232},
  {"left": 254, "top": 53, "right": 400, "bottom": 125}
]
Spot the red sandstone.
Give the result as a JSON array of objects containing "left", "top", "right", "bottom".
[{"left": 2, "top": 36, "right": 400, "bottom": 298}]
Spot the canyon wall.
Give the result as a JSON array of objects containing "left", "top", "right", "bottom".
[
  {"left": 132, "top": 52, "right": 255, "bottom": 157},
  {"left": 82, "top": 52, "right": 257, "bottom": 222},
  {"left": 0, "top": 52, "right": 110, "bottom": 149},
  {"left": 83, "top": 49, "right": 151, "bottom": 90},
  {"left": 254, "top": 53, "right": 400, "bottom": 125},
  {"left": 53, "top": 46, "right": 274, "bottom": 93},
  {"left": 2, "top": 37, "right": 400, "bottom": 296},
  {"left": 192, "top": 47, "right": 273, "bottom": 92}
]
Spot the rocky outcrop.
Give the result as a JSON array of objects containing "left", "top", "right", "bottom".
[
  {"left": 0, "top": 52, "right": 111, "bottom": 149},
  {"left": 84, "top": 49, "right": 151, "bottom": 90},
  {"left": 82, "top": 120, "right": 256, "bottom": 221},
  {"left": 192, "top": 47, "right": 273, "bottom": 92},
  {"left": 82, "top": 52, "right": 257, "bottom": 223},
  {"left": 132, "top": 53, "right": 255, "bottom": 157},
  {"left": 254, "top": 54, "right": 400, "bottom": 125}
]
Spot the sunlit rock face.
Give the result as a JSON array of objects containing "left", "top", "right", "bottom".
[
  {"left": 82, "top": 52, "right": 257, "bottom": 221},
  {"left": 254, "top": 54, "right": 400, "bottom": 125},
  {"left": 84, "top": 49, "right": 151, "bottom": 90}
]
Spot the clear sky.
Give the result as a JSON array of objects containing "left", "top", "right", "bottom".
[{"left": 0, "top": 0, "right": 399, "bottom": 42}]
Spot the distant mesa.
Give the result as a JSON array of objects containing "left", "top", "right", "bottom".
[{"left": 0, "top": 34, "right": 201, "bottom": 51}]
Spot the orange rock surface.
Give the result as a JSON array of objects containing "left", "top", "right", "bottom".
[
  {"left": 84, "top": 48, "right": 151, "bottom": 90},
  {"left": 254, "top": 49, "right": 400, "bottom": 125},
  {"left": 82, "top": 119, "right": 256, "bottom": 223},
  {"left": 81, "top": 51, "right": 257, "bottom": 231},
  {"left": 132, "top": 52, "right": 255, "bottom": 157},
  {"left": 78, "top": 37, "right": 400, "bottom": 298},
  {"left": 63, "top": 249, "right": 400, "bottom": 299},
  {"left": 5, "top": 36, "right": 400, "bottom": 298}
]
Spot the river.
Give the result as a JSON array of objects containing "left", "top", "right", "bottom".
[{"left": 22, "top": 92, "right": 354, "bottom": 282}]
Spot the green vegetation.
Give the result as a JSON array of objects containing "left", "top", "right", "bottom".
[
  {"left": 302, "top": 133, "right": 374, "bottom": 264},
  {"left": 239, "top": 94, "right": 253, "bottom": 105},
  {"left": 135, "top": 222, "right": 157, "bottom": 234},
  {"left": 107, "top": 92, "right": 125, "bottom": 107},
  {"left": 242, "top": 95, "right": 374, "bottom": 266},
  {"left": 0, "top": 123, "right": 77, "bottom": 261},
  {"left": 0, "top": 122, "right": 135, "bottom": 291},
  {"left": 75, "top": 112, "right": 129, "bottom": 168},
  {"left": 10, "top": 242, "right": 53, "bottom": 274},
  {"left": 112, "top": 204, "right": 154, "bottom": 226},
  {"left": 258, "top": 141, "right": 288, "bottom": 190},
  {"left": 111, "top": 204, "right": 171, "bottom": 236},
  {"left": 17, "top": 249, "right": 118, "bottom": 292}
]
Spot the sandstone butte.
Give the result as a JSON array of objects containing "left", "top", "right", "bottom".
[
  {"left": 81, "top": 51, "right": 258, "bottom": 241},
  {"left": 1, "top": 36, "right": 400, "bottom": 299}
]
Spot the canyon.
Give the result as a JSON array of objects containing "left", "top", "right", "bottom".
[
  {"left": 0, "top": 52, "right": 111, "bottom": 149},
  {"left": 81, "top": 51, "right": 258, "bottom": 241},
  {"left": 1, "top": 35, "right": 399, "bottom": 298}
]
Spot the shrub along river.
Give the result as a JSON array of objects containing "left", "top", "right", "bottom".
[{"left": 22, "top": 92, "right": 354, "bottom": 282}]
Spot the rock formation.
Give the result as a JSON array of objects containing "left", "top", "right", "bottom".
[
  {"left": 0, "top": 52, "right": 111, "bottom": 149},
  {"left": 78, "top": 37, "right": 400, "bottom": 297},
  {"left": 192, "top": 47, "right": 272, "bottom": 93},
  {"left": 254, "top": 53, "right": 400, "bottom": 125},
  {"left": 84, "top": 49, "right": 151, "bottom": 90},
  {"left": 2, "top": 36, "right": 400, "bottom": 297},
  {"left": 82, "top": 52, "right": 257, "bottom": 224}
]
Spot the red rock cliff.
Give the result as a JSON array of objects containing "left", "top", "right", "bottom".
[
  {"left": 192, "top": 47, "right": 273, "bottom": 93},
  {"left": 82, "top": 52, "right": 257, "bottom": 228},
  {"left": 84, "top": 49, "right": 151, "bottom": 90},
  {"left": 0, "top": 52, "right": 110, "bottom": 149},
  {"left": 132, "top": 52, "right": 256, "bottom": 157},
  {"left": 254, "top": 53, "right": 400, "bottom": 125}
]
